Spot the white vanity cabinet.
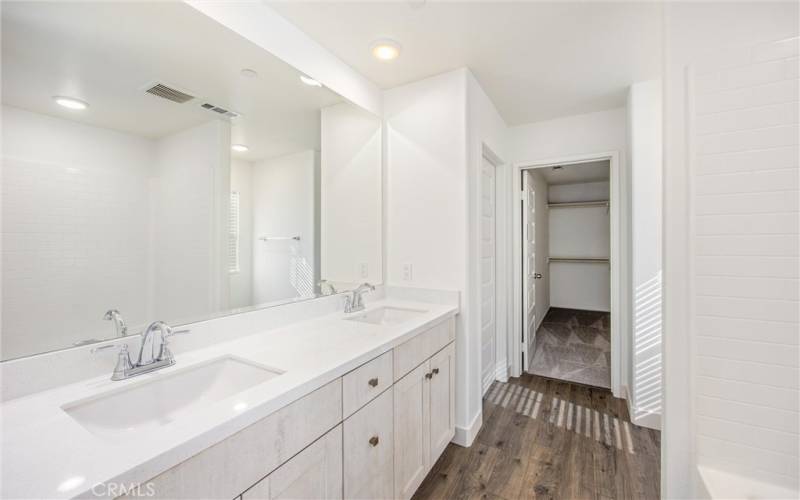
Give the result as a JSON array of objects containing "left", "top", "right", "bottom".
[
  {"left": 126, "top": 316, "right": 456, "bottom": 500},
  {"left": 343, "top": 388, "right": 394, "bottom": 499},
  {"left": 392, "top": 342, "right": 456, "bottom": 500},
  {"left": 243, "top": 426, "right": 343, "bottom": 500}
]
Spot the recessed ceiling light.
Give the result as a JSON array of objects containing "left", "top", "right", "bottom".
[
  {"left": 371, "top": 39, "right": 401, "bottom": 61},
  {"left": 240, "top": 68, "right": 258, "bottom": 79},
  {"left": 299, "top": 75, "right": 322, "bottom": 87},
  {"left": 53, "top": 96, "right": 88, "bottom": 110},
  {"left": 231, "top": 144, "right": 249, "bottom": 153}
]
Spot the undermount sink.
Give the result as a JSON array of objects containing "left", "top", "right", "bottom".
[
  {"left": 63, "top": 356, "right": 283, "bottom": 439},
  {"left": 346, "top": 306, "right": 427, "bottom": 326}
]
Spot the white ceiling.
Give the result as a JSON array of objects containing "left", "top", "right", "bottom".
[
  {"left": 269, "top": 1, "right": 663, "bottom": 125},
  {"left": 1, "top": 2, "right": 344, "bottom": 161},
  {"left": 536, "top": 159, "right": 609, "bottom": 185}
]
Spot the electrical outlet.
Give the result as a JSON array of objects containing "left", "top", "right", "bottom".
[
  {"left": 359, "top": 263, "right": 369, "bottom": 279},
  {"left": 402, "top": 263, "right": 413, "bottom": 281}
]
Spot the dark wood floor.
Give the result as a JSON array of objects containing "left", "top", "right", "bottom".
[{"left": 412, "top": 374, "right": 661, "bottom": 500}]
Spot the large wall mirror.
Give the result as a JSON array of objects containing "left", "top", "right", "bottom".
[{"left": 1, "top": 2, "right": 382, "bottom": 360}]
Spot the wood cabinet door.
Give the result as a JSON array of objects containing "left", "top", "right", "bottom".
[
  {"left": 343, "top": 388, "right": 394, "bottom": 499},
  {"left": 393, "top": 362, "right": 430, "bottom": 500},
  {"left": 243, "top": 425, "right": 343, "bottom": 500},
  {"left": 429, "top": 342, "right": 456, "bottom": 462}
]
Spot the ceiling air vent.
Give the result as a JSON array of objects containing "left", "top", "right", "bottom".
[
  {"left": 144, "top": 83, "right": 195, "bottom": 104},
  {"left": 201, "top": 102, "right": 240, "bottom": 119}
]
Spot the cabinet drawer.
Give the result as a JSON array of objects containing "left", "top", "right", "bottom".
[
  {"left": 343, "top": 388, "right": 394, "bottom": 500},
  {"left": 131, "top": 379, "right": 342, "bottom": 500},
  {"left": 342, "top": 350, "right": 393, "bottom": 418},
  {"left": 243, "top": 425, "right": 343, "bottom": 500},
  {"left": 394, "top": 317, "right": 455, "bottom": 381}
]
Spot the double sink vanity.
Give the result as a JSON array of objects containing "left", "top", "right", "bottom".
[{"left": 1, "top": 293, "right": 459, "bottom": 499}]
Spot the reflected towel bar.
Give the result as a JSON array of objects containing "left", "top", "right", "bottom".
[{"left": 259, "top": 236, "right": 300, "bottom": 241}]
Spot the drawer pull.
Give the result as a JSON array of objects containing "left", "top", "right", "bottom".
[
  {"left": 368, "top": 377, "right": 379, "bottom": 387},
  {"left": 369, "top": 436, "right": 379, "bottom": 447},
  {"left": 425, "top": 372, "right": 433, "bottom": 380},
  {"left": 432, "top": 368, "right": 440, "bottom": 376}
]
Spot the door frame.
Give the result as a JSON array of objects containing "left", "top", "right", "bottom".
[
  {"left": 509, "top": 151, "right": 625, "bottom": 398},
  {"left": 480, "top": 144, "right": 510, "bottom": 392}
]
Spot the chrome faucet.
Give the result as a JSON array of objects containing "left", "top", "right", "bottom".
[
  {"left": 318, "top": 280, "right": 337, "bottom": 295},
  {"left": 344, "top": 282, "right": 375, "bottom": 313},
  {"left": 103, "top": 309, "right": 128, "bottom": 337},
  {"left": 92, "top": 321, "right": 190, "bottom": 381}
]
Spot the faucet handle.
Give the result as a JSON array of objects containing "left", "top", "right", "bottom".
[
  {"left": 92, "top": 343, "right": 133, "bottom": 381},
  {"left": 164, "top": 328, "right": 191, "bottom": 338},
  {"left": 159, "top": 328, "right": 190, "bottom": 363}
]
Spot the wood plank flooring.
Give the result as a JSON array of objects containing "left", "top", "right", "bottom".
[{"left": 412, "top": 374, "right": 661, "bottom": 500}]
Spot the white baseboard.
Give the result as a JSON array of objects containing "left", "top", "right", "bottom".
[
  {"left": 621, "top": 385, "right": 661, "bottom": 430},
  {"left": 534, "top": 305, "right": 549, "bottom": 332},
  {"left": 495, "top": 361, "right": 508, "bottom": 382},
  {"left": 631, "top": 408, "right": 661, "bottom": 430},
  {"left": 452, "top": 410, "right": 482, "bottom": 447},
  {"left": 482, "top": 370, "right": 495, "bottom": 396}
]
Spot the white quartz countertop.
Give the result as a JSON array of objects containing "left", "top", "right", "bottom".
[{"left": 0, "top": 298, "right": 458, "bottom": 499}]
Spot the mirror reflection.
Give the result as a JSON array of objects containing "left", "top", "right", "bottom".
[{"left": 1, "top": 1, "right": 382, "bottom": 360}]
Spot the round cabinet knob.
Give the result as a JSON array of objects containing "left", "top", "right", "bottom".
[
  {"left": 368, "top": 378, "right": 379, "bottom": 387},
  {"left": 425, "top": 372, "right": 433, "bottom": 380},
  {"left": 432, "top": 368, "right": 440, "bottom": 375},
  {"left": 369, "top": 436, "right": 379, "bottom": 447},
  {"left": 533, "top": 273, "right": 543, "bottom": 279}
]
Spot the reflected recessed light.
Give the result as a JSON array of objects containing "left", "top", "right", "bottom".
[
  {"left": 299, "top": 75, "right": 322, "bottom": 87},
  {"left": 233, "top": 402, "right": 248, "bottom": 412},
  {"left": 240, "top": 68, "right": 258, "bottom": 79},
  {"left": 53, "top": 96, "right": 88, "bottom": 110},
  {"left": 371, "top": 39, "right": 401, "bottom": 61},
  {"left": 232, "top": 144, "right": 249, "bottom": 153},
  {"left": 57, "top": 476, "right": 85, "bottom": 492}
]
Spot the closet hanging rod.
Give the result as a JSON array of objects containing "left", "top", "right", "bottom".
[
  {"left": 549, "top": 257, "right": 609, "bottom": 263},
  {"left": 259, "top": 236, "right": 300, "bottom": 242},
  {"left": 547, "top": 201, "right": 609, "bottom": 208}
]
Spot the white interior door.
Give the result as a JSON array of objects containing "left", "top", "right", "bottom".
[
  {"left": 480, "top": 158, "right": 496, "bottom": 393},
  {"left": 521, "top": 171, "right": 537, "bottom": 371}
]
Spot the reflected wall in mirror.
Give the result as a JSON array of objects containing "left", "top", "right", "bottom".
[{"left": 1, "top": 1, "right": 382, "bottom": 360}]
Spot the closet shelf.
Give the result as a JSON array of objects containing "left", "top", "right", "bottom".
[
  {"left": 547, "top": 201, "right": 609, "bottom": 209},
  {"left": 549, "top": 257, "right": 609, "bottom": 264}
]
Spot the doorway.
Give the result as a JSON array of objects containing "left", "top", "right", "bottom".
[{"left": 510, "top": 152, "right": 623, "bottom": 395}]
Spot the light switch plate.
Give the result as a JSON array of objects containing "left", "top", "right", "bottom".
[{"left": 402, "top": 263, "right": 413, "bottom": 281}]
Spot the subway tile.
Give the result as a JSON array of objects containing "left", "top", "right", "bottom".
[
  {"left": 695, "top": 191, "right": 799, "bottom": 215},
  {"left": 695, "top": 102, "right": 798, "bottom": 136},
  {"left": 697, "top": 355, "right": 798, "bottom": 390},
  {"left": 696, "top": 125, "right": 798, "bottom": 155},
  {"left": 695, "top": 276, "right": 799, "bottom": 301},
  {"left": 696, "top": 335, "right": 799, "bottom": 367}
]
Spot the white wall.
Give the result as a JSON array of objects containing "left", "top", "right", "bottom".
[
  {"left": 663, "top": 2, "right": 799, "bottom": 497},
  {"left": 548, "top": 182, "right": 610, "bottom": 312},
  {"left": 229, "top": 159, "right": 254, "bottom": 309},
  {"left": 320, "top": 102, "right": 382, "bottom": 287},
  {"left": 1, "top": 106, "right": 153, "bottom": 358},
  {"left": 628, "top": 80, "right": 663, "bottom": 431},
  {"left": 251, "top": 150, "right": 319, "bottom": 305},
  {"left": 385, "top": 68, "right": 507, "bottom": 445},
  {"left": 152, "top": 120, "right": 230, "bottom": 324}
]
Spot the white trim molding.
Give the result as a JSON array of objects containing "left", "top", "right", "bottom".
[
  {"left": 452, "top": 410, "right": 482, "bottom": 448},
  {"left": 510, "top": 151, "right": 627, "bottom": 398}
]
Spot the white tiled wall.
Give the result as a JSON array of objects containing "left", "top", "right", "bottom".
[
  {"left": 1, "top": 106, "right": 153, "bottom": 358},
  {"left": 1, "top": 107, "right": 230, "bottom": 359},
  {"left": 690, "top": 37, "right": 799, "bottom": 492}
]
